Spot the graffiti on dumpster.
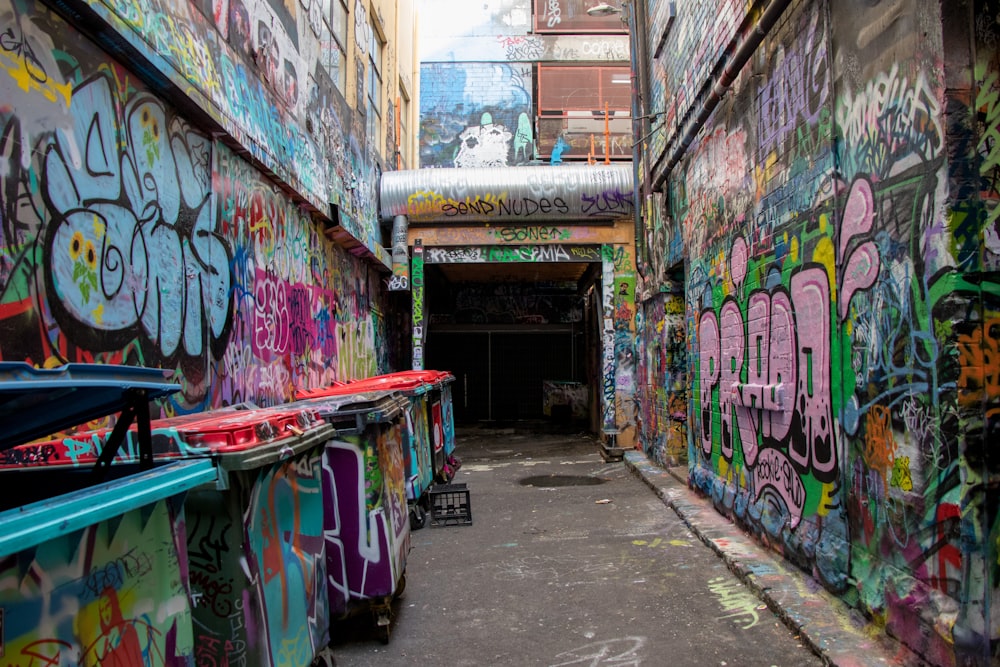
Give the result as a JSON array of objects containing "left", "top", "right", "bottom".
[
  {"left": 0, "top": 500, "right": 194, "bottom": 664},
  {"left": 245, "top": 453, "right": 328, "bottom": 666},
  {"left": 323, "top": 425, "right": 409, "bottom": 617}
]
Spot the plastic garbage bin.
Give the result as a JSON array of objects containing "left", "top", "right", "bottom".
[
  {"left": 291, "top": 388, "right": 411, "bottom": 643},
  {"left": 374, "top": 370, "right": 457, "bottom": 475},
  {"left": 298, "top": 380, "right": 430, "bottom": 530},
  {"left": 304, "top": 370, "right": 458, "bottom": 529},
  {"left": 0, "top": 362, "right": 217, "bottom": 666},
  {"left": 139, "top": 403, "right": 335, "bottom": 667}
]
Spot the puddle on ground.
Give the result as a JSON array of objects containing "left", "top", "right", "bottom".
[{"left": 519, "top": 474, "right": 606, "bottom": 487}]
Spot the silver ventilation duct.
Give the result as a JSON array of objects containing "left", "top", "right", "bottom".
[{"left": 379, "top": 164, "right": 635, "bottom": 223}]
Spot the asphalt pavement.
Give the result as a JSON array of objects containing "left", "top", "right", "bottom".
[{"left": 326, "top": 425, "right": 929, "bottom": 667}]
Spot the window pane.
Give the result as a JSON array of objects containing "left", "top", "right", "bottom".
[
  {"left": 368, "top": 66, "right": 381, "bottom": 109},
  {"left": 330, "top": 42, "right": 346, "bottom": 93},
  {"left": 538, "top": 66, "right": 631, "bottom": 113},
  {"left": 600, "top": 68, "right": 632, "bottom": 109},
  {"left": 333, "top": 0, "right": 348, "bottom": 48},
  {"left": 534, "top": 0, "right": 627, "bottom": 33}
]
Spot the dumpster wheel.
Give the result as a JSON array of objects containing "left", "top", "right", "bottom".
[
  {"left": 373, "top": 599, "right": 393, "bottom": 644},
  {"left": 409, "top": 503, "right": 428, "bottom": 530}
]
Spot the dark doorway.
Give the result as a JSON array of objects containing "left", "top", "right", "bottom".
[{"left": 427, "top": 329, "right": 580, "bottom": 424}]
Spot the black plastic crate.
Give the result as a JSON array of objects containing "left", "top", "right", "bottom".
[{"left": 429, "top": 482, "right": 472, "bottom": 527}]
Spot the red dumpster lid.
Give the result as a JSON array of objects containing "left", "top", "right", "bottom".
[
  {"left": 295, "top": 370, "right": 454, "bottom": 400},
  {"left": 295, "top": 378, "right": 420, "bottom": 398},
  {"left": 368, "top": 370, "right": 455, "bottom": 385},
  {"left": 0, "top": 428, "right": 114, "bottom": 470},
  {"left": 145, "top": 405, "right": 326, "bottom": 456},
  {"left": 0, "top": 403, "right": 328, "bottom": 468}
]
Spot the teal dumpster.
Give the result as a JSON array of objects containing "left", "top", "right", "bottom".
[
  {"left": 140, "top": 404, "right": 334, "bottom": 667},
  {"left": 4, "top": 398, "right": 336, "bottom": 666},
  {"left": 371, "top": 370, "right": 457, "bottom": 475},
  {"left": 0, "top": 362, "right": 217, "bottom": 666}
]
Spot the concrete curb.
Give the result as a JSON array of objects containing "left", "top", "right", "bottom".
[{"left": 622, "top": 450, "right": 930, "bottom": 667}]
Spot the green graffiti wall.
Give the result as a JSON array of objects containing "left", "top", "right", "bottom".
[{"left": 643, "top": 0, "right": 1000, "bottom": 663}]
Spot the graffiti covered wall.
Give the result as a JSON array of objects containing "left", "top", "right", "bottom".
[
  {"left": 636, "top": 287, "right": 687, "bottom": 467},
  {"left": 420, "top": 62, "right": 535, "bottom": 167},
  {"left": 89, "top": 0, "right": 385, "bottom": 245},
  {"left": 644, "top": 0, "right": 1000, "bottom": 663},
  {"left": 0, "top": 1, "right": 387, "bottom": 414}
]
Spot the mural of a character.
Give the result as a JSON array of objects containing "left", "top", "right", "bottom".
[
  {"left": 551, "top": 136, "right": 570, "bottom": 165},
  {"left": 453, "top": 113, "right": 514, "bottom": 167}
]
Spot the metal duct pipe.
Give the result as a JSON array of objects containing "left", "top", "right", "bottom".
[
  {"left": 379, "top": 164, "right": 635, "bottom": 223},
  {"left": 656, "top": 0, "right": 792, "bottom": 187}
]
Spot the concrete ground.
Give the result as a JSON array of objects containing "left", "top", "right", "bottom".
[{"left": 325, "top": 426, "right": 929, "bottom": 667}]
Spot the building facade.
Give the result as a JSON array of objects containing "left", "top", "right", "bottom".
[
  {"left": 0, "top": 0, "right": 420, "bottom": 412},
  {"left": 633, "top": 0, "right": 1000, "bottom": 663},
  {"left": 406, "top": 0, "right": 641, "bottom": 441}
]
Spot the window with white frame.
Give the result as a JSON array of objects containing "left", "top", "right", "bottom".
[
  {"left": 366, "top": 16, "right": 385, "bottom": 146},
  {"left": 330, "top": 0, "right": 348, "bottom": 93},
  {"left": 398, "top": 84, "right": 410, "bottom": 169}
]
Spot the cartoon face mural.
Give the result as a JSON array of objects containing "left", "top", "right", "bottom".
[
  {"left": 419, "top": 63, "right": 533, "bottom": 167},
  {"left": 454, "top": 120, "right": 515, "bottom": 168}
]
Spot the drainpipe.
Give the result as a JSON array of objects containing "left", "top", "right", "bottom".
[
  {"left": 627, "top": 0, "right": 649, "bottom": 281},
  {"left": 656, "top": 0, "right": 792, "bottom": 187}
]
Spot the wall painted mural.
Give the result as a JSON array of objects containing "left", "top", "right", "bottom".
[
  {"left": 635, "top": 288, "right": 687, "bottom": 467},
  {"left": 0, "top": 1, "right": 389, "bottom": 415},
  {"left": 87, "top": 0, "right": 385, "bottom": 246},
  {"left": 640, "top": 0, "right": 1000, "bottom": 663},
  {"left": 419, "top": 62, "right": 534, "bottom": 168}
]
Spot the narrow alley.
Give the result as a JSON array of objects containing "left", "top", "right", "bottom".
[
  {"left": 328, "top": 427, "right": 915, "bottom": 667},
  {"left": 1, "top": 0, "right": 997, "bottom": 665}
]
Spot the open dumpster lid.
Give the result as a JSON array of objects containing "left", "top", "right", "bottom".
[{"left": 0, "top": 362, "right": 181, "bottom": 452}]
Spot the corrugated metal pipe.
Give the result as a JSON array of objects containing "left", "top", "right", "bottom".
[
  {"left": 658, "top": 0, "right": 792, "bottom": 185},
  {"left": 379, "top": 164, "right": 636, "bottom": 223}
]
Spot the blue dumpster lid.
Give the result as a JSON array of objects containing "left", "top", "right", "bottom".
[
  {"left": 0, "top": 458, "right": 217, "bottom": 556},
  {"left": 0, "top": 362, "right": 180, "bottom": 451}
]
